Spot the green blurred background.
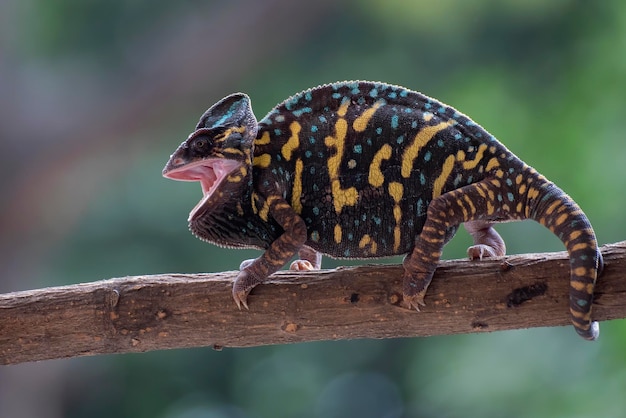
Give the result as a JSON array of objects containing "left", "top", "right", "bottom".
[{"left": 1, "top": 0, "right": 625, "bottom": 417}]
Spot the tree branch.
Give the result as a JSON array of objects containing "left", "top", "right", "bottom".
[{"left": 1, "top": 242, "right": 624, "bottom": 365}]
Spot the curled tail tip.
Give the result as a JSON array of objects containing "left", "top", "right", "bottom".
[{"left": 576, "top": 321, "right": 600, "bottom": 341}]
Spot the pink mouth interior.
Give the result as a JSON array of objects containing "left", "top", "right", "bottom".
[{"left": 163, "top": 159, "right": 241, "bottom": 220}]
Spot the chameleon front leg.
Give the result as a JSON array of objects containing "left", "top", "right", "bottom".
[
  {"left": 233, "top": 198, "right": 308, "bottom": 309},
  {"left": 403, "top": 179, "right": 508, "bottom": 310}
]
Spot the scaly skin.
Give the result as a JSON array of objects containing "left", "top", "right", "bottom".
[{"left": 163, "top": 81, "right": 602, "bottom": 340}]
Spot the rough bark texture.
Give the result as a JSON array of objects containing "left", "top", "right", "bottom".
[{"left": 1, "top": 242, "right": 624, "bottom": 365}]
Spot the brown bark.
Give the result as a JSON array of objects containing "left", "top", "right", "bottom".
[{"left": 1, "top": 242, "right": 625, "bottom": 365}]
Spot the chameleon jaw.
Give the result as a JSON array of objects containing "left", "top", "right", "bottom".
[{"left": 162, "top": 158, "right": 242, "bottom": 222}]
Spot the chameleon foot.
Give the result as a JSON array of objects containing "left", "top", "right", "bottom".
[
  {"left": 402, "top": 292, "right": 426, "bottom": 311},
  {"left": 289, "top": 259, "right": 315, "bottom": 271},
  {"left": 467, "top": 244, "right": 500, "bottom": 260},
  {"left": 232, "top": 270, "right": 261, "bottom": 310}
]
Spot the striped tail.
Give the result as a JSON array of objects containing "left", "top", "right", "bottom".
[{"left": 527, "top": 174, "right": 602, "bottom": 340}]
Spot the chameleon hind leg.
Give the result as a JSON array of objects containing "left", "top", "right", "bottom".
[{"left": 402, "top": 179, "right": 510, "bottom": 310}]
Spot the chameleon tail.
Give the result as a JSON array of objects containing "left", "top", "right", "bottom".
[{"left": 527, "top": 173, "right": 602, "bottom": 340}]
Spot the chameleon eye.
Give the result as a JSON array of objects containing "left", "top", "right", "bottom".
[{"left": 191, "top": 137, "right": 209, "bottom": 152}]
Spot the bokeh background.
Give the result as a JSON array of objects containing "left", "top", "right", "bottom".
[{"left": 1, "top": 1, "right": 626, "bottom": 417}]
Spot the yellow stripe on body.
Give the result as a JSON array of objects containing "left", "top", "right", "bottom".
[
  {"left": 281, "top": 121, "right": 301, "bottom": 161},
  {"left": 291, "top": 159, "right": 303, "bottom": 214},
  {"left": 325, "top": 101, "right": 358, "bottom": 214},
  {"left": 353, "top": 100, "right": 384, "bottom": 132},
  {"left": 401, "top": 120, "right": 454, "bottom": 178}
]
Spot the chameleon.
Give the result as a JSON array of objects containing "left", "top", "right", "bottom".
[{"left": 162, "top": 81, "right": 602, "bottom": 340}]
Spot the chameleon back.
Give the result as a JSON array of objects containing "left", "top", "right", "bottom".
[{"left": 253, "top": 81, "right": 519, "bottom": 258}]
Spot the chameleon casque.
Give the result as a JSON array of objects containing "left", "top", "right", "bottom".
[{"left": 163, "top": 81, "right": 602, "bottom": 340}]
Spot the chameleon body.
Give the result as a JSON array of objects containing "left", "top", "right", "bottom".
[{"left": 163, "top": 81, "right": 602, "bottom": 340}]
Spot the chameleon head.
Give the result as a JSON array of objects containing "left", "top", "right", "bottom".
[{"left": 162, "top": 93, "right": 258, "bottom": 222}]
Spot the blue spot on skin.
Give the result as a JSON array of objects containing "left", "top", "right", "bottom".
[
  {"left": 404, "top": 107, "right": 412, "bottom": 113},
  {"left": 373, "top": 216, "right": 382, "bottom": 225},
  {"left": 465, "top": 120, "right": 476, "bottom": 126},
  {"left": 293, "top": 107, "right": 312, "bottom": 117},
  {"left": 354, "top": 219, "right": 360, "bottom": 226},
  {"left": 369, "top": 88, "right": 378, "bottom": 97},
  {"left": 579, "top": 254, "right": 588, "bottom": 260},
  {"left": 313, "top": 183, "right": 319, "bottom": 192},
  {"left": 309, "top": 136, "right": 316, "bottom": 144},
  {"left": 276, "top": 154, "right": 282, "bottom": 162},
  {"left": 313, "top": 207, "right": 320, "bottom": 215},
  {"left": 467, "top": 175, "right": 473, "bottom": 184},
  {"left": 577, "top": 299, "right": 588, "bottom": 307},
  {"left": 366, "top": 138, "right": 373, "bottom": 146},
  {"left": 475, "top": 132, "right": 482, "bottom": 138},
  {"left": 396, "top": 135, "right": 404, "bottom": 144},
  {"left": 417, "top": 199, "right": 425, "bottom": 216},
  {"left": 353, "top": 144, "right": 363, "bottom": 154},
  {"left": 424, "top": 151, "right": 431, "bottom": 161},
  {"left": 309, "top": 166, "right": 315, "bottom": 174},
  {"left": 506, "top": 178, "right": 513, "bottom": 186},
  {"left": 400, "top": 90, "right": 408, "bottom": 97},
  {"left": 332, "top": 93, "right": 342, "bottom": 99},
  {"left": 509, "top": 167, "right": 515, "bottom": 173},
  {"left": 391, "top": 115, "right": 399, "bottom": 129},
  {"left": 247, "top": 221, "right": 254, "bottom": 229},
  {"left": 348, "top": 232, "right": 354, "bottom": 241},
  {"left": 497, "top": 194, "right": 503, "bottom": 202},
  {"left": 274, "top": 129, "right": 282, "bottom": 136},
  {"left": 388, "top": 92, "right": 397, "bottom": 99},
  {"left": 319, "top": 115, "right": 328, "bottom": 123},
  {"left": 305, "top": 150, "right": 312, "bottom": 158},
  {"left": 271, "top": 168, "right": 278, "bottom": 175},
  {"left": 507, "top": 192, "right": 515, "bottom": 202},
  {"left": 352, "top": 87, "right": 360, "bottom": 95},
  {"left": 318, "top": 151, "right": 324, "bottom": 158},
  {"left": 362, "top": 213, "right": 367, "bottom": 221},
  {"left": 311, "top": 231, "right": 320, "bottom": 242},
  {"left": 376, "top": 127, "right": 383, "bottom": 135},
  {"left": 424, "top": 102, "right": 432, "bottom": 109},
  {"left": 275, "top": 115, "right": 285, "bottom": 123},
  {"left": 305, "top": 91, "right": 312, "bottom": 101},
  {"left": 420, "top": 173, "right": 426, "bottom": 185},
  {"left": 311, "top": 125, "right": 318, "bottom": 133},
  {"left": 437, "top": 139, "right": 445, "bottom": 147},
  {"left": 437, "top": 106, "right": 446, "bottom": 114},
  {"left": 411, "top": 121, "right": 418, "bottom": 128},
  {"left": 454, "top": 133, "right": 463, "bottom": 140}
]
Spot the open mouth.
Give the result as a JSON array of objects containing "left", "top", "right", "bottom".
[{"left": 163, "top": 158, "right": 242, "bottom": 221}]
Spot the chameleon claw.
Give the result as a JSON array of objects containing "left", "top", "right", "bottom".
[
  {"left": 402, "top": 293, "right": 426, "bottom": 311},
  {"left": 232, "top": 288, "right": 250, "bottom": 310},
  {"left": 467, "top": 244, "right": 499, "bottom": 261}
]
